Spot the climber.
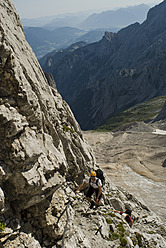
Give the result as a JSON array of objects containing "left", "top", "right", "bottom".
[
  {"left": 114, "top": 209, "right": 133, "bottom": 227},
  {"left": 75, "top": 171, "right": 102, "bottom": 209}
]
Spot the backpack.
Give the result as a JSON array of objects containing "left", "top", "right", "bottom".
[{"left": 95, "top": 169, "right": 105, "bottom": 185}]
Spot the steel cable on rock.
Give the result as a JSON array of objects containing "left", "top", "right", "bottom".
[
  {"left": 56, "top": 192, "right": 87, "bottom": 247},
  {"left": 55, "top": 199, "right": 71, "bottom": 248}
]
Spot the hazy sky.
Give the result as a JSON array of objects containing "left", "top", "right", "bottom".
[{"left": 12, "top": 0, "right": 164, "bottom": 19}]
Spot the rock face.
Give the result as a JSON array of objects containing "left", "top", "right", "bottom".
[
  {"left": 0, "top": 0, "right": 95, "bottom": 206},
  {"left": 0, "top": 0, "right": 93, "bottom": 244},
  {"left": 41, "top": 0, "right": 166, "bottom": 130},
  {"left": 0, "top": 1, "right": 166, "bottom": 247}
]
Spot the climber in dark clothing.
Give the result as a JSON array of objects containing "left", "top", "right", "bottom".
[
  {"left": 114, "top": 209, "right": 133, "bottom": 227},
  {"left": 76, "top": 171, "right": 102, "bottom": 209}
]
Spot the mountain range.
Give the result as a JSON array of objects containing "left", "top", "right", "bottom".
[
  {"left": 41, "top": 0, "right": 166, "bottom": 130},
  {"left": 21, "top": 11, "right": 92, "bottom": 28},
  {"left": 24, "top": 26, "right": 87, "bottom": 59},
  {"left": 22, "top": 5, "right": 150, "bottom": 30},
  {"left": 24, "top": 4, "right": 150, "bottom": 59}
]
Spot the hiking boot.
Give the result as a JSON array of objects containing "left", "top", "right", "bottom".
[{"left": 90, "top": 201, "right": 95, "bottom": 209}]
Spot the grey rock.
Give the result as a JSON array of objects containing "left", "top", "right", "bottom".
[
  {"left": 109, "top": 198, "right": 124, "bottom": 211},
  {"left": 0, "top": 0, "right": 94, "bottom": 208},
  {"left": 0, "top": 187, "right": 5, "bottom": 211},
  {"left": 3, "top": 232, "right": 41, "bottom": 248},
  {"left": 0, "top": 0, "right": 94, "bottom": 245},
  {"left": 21, "top": 222, "right": 33, "bottom": 233}
]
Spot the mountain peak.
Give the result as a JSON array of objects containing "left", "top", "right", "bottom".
[
  {"left": 147, "top": 0, "right": 166, "bottom": 22},
  {"left": 103, "top": 31, "right": 115, "bottom": 41}
]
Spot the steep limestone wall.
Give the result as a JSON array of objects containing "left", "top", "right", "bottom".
[{"left": 0, "top": 0, "right": 94, "bottom": 217}]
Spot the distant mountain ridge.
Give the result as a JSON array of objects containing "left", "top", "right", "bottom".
[
  {"left": 79, "top": 4, "right": 150, "bottom": 29},
  {"left": 42, "top": 15, "right": 88, "bottom": 30},
  {"left": 22, "top": 5, "right": 150, "bottom": 30},
  {"left": 21, "top": 10, "right": 92, "bottom": 28},
  {"left": 41, "top": 0, "right": 166, "bottom": 130}
]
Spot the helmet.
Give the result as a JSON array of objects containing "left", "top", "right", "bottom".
[{"left": 90, "top": 171, "right": 96, "bottom": 177}]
